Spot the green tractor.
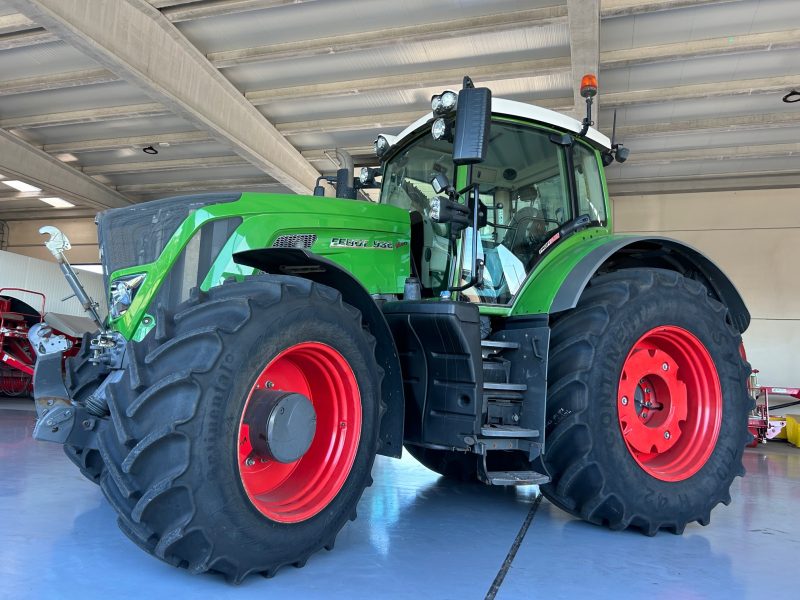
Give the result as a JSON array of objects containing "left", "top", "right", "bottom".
[{"left": 31, "top": 75, "right": 751, "bottom": 582}]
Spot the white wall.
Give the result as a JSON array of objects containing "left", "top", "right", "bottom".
[
  {"left": 613, "top": 188, "right": 800, "bottom": 387},
  {"left": 0, "top": 249, "right": 105, "bottom": 318},
  {"left": 2, "top": 217, "right": 99, "bottom": 264}
]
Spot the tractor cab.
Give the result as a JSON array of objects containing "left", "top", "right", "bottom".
[{"left": 373, "top": 77, "right": 612, "bottom": 306}]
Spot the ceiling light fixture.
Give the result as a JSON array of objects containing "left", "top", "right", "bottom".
[
  {"left": 2, "top": 180, "right": 41, "bottom": 192},
  {"left": 782, "top": 90, "right": 800, "bottom": 103},
  {"left": 40, "top": 197, "right": 75, "bottom": 208}
]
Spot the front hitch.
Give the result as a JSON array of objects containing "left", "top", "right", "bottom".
[
  {"left": 28, "top": 322, "right": 91, "bottom": 445},
  {"left": 29, "top": 226, "right": 118, "bottom": 448}
]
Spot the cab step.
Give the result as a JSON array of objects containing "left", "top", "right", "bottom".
[
  {"left": 483, "top": 382, "right": 527, "bottom": 392},
  {"left": 480, "top": 424, "right": 539, "bottom": 438},
  {"left": 486, "top": 470, "right": 550, "bottom": 486}
]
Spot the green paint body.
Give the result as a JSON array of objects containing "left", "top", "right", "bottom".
[
  {"left": 105, "top": 121, "right": 622, "bottom": 341},
  {"left": 108, "top": 194, "right": 411, "bottom": 340}
]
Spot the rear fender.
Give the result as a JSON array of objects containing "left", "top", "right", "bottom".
[
  {"left": 550, "top": 236, "right": 750, "bottom": 333},
  {"left": 234, "top": 248, "right": 404, "bottom": 458}
]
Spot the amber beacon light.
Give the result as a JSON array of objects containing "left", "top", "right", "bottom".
[{"left": 580, "top": 73, "right": 598, "bottom": 98}]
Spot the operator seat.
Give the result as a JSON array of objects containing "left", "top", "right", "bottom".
[{"left": 503, "top": 206, "right": 543, "bottom": 255}]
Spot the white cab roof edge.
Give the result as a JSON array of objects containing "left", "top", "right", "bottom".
[{"left": 383, "top": 97, "right": 611, "bottom": 152}]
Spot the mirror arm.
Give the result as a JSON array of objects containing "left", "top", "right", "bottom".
[{"left": 449, "top": 181, "right": 482, "bottom": 293}]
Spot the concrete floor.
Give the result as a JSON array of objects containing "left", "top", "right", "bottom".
[{"left": 1, "top": 402, "right": 798, "bottom": 600}]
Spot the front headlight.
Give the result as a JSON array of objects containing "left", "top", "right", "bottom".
[
  {"left": 431, "top": 90, "right": 457, "bottom": 115},
  {"left": 431, "top": 117, "right": 452, "bottom": 141},
  {"left": 109, "top": 273, "right": 146, "bottom": 319},
  {"left": 373, "top": 135, "right": 390, "bottom": 158}
]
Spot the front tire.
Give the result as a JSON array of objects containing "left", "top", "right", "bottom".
[
  {"left": 541, "top": 269, "right": 750, "bottom": 534},
  {"left": 96, "top": 275, "right": 383, "bottom": 581}
]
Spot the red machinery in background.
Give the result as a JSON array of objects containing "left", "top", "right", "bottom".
[
  {"left": 747, "top": 367, "right": 800, "bottom": 446},
  {"left": 0, "top": 288, "right": 84, "bottom": 396},
  {"left": 0, "top": 288, "right": 46, "bottom": 395}
]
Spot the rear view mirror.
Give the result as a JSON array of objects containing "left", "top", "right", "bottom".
[{"left": 452, "top": 82, "right": 491, "bottom": 166}]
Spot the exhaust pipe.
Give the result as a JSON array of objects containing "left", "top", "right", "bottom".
[{"left": 335, "top": 149, "right": 356, "bottom": 199}]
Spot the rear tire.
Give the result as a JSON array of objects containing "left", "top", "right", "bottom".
[
  {"left": 541, "top": 269, "right": 750, "bottom": 534},
  {"left": 96, "top": 275, "right": 383, "bottom": 581}
]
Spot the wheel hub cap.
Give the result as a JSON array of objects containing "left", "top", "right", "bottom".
[{"left": 245, "top": 390, "right": 317, "bottom": 464}]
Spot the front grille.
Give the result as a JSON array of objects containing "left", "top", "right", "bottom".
[
  {"left": 272, "top": 234, "right": 317, "bottom": 249},
  {"left": 97, "top": 193, "right": 241, "bottom": 284}
]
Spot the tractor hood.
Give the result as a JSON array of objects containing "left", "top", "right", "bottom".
[{"left": 97, "top": 192, "right": 411, "bottom": 340}]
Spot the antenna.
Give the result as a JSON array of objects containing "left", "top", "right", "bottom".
[{"left": 610, "top": 109, "right": 618, "bottom": 148}]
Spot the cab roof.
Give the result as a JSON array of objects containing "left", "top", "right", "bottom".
[{"left": 381, "top": 97, "right": 611, "bottom": 152}]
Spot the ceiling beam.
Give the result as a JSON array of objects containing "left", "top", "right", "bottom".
[
  {"left": 0, "top": 207, "right": 100, "bottom": 219},
  {"left": 83, "top": 155, "right": 246, "bottom": 175},
  {"left": 147, "top": 0, "right": 196, "bottom": 8},
  {"left": 0, "top": 102, "right": 168, "bottom": 129},
  {"left": 0, "top": 128, "right": 131, "bottom": 209},
  {"left": 160, "top": 0, "right": 318, "bottom": 22},
  {"left": 0, "top": 12, "right": 36, "bottom": 34},
  {"left": 117, "top": 177, "right": 281, "bottom": 193},
  {"left": 0, "top": 190, "right": 48, "bottom": 200},
  {"left": 601, "top": 29, "right": 800, "bottom": 69},
  {"left": 600, "top": 0, "right": 743, "bottom": 18},
  {"left": 603, "top": 75, "right": 800, "bottom": 107},
  {"left": 626, "top": 142, "right": 800, "bottom": 163},
  {"left": 609, "top": 171, "right": 800, "bottom": 195},
  {"left": 246, "top": 57, "right": 570, "bottom": 104},
  {"left": 208, "top": 6, "right": 568, "bottom": 68},
  {"left": 277, "top": 111, "right": 428, "bottom": 136},
  {"left": 302, "top": 146, "right": 375, "bottom": 168},
  {"left": 0, "top": 28, "right": 57, "bottom": 50},
  {"left": 277, "top": 99, "right": 575, "bottom": 136},
  {"left": 0, "top": 68, "right": 118, "bottom": 97},
  {"left": 43, "top": 130, "right": 211, "bottom": 154},
  {"left": 567, "top": 0, "right": 600, "bottom": 122},
  {"left": 613, "top": 111, "right": 800, "bottom": 138},
  {"left": 12, "top": 0, "right": 320, "bottom": 194}
]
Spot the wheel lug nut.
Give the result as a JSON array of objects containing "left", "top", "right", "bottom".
[
  {"left": 662, "top": 362, "right": 669, "bottom": 371},
  {"left": 245, "top": 457, "right": 255, "bottom": 466},
  {"left": 664, "top": 431, "right": 671, "bottom": 440},
  {"left": 621, "top": 396, "right": 629, "bottom": 406}
]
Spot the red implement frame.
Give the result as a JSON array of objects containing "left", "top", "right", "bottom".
[
  {"left": 0, "top": 288, "right": 45, "bottom": 396},
  {"left": 746, "top": 368, "right": 798, "bottom": 446}
]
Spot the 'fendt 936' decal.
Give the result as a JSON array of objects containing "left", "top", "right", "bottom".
[{"left": 330, "top": 238, "right": 402, "bottom": 250}]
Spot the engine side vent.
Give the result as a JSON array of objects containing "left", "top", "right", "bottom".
[{"left": 272, "top": 234, "right": 317, "bottom": 249}]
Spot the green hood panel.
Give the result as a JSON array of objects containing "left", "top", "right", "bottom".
[{"left": 107, "top": 192, "right": 411, "bottom": 339}]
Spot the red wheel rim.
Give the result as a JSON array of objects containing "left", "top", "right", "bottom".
[
  {"left": 617, "top": 326, "right": 722, "bottom": 482},
  {"left": 237, "top": 342, "right": 361, "bottom": 523}
]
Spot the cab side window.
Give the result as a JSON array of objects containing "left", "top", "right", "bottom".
[
  {"left": 459, "top": 121, "right": 571, "bottom": 304},
  {"left": 572, "top": 143, "right": 607, "bottom": 226}
]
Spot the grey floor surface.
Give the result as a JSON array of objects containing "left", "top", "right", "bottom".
[{"left": 1, "top": 402, "right": 797, "bottom": 600}]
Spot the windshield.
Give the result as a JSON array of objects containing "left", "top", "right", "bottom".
[
  {"left": 380, "top": 134, "right": 454, "bottom": 214},
  {"left": 379, "top": 134, "right": 455, "bottom": 295}
]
